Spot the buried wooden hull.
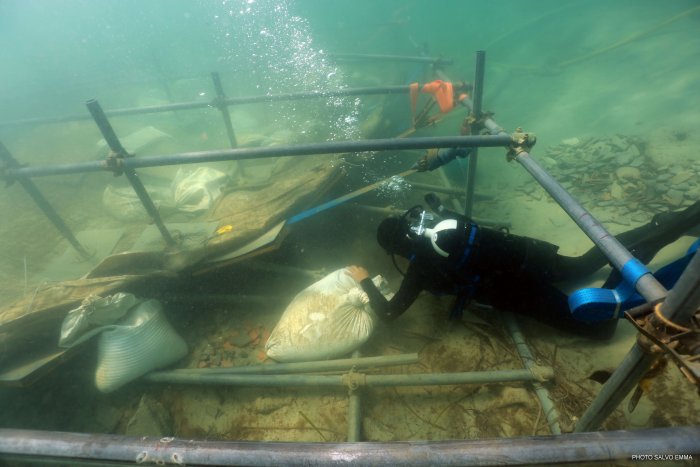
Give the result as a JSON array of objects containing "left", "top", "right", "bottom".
[{"left": 0, "top": 155, "right": 341, "bottom": 385}]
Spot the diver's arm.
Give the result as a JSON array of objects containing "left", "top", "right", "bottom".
[
  {"left": 359, "top": 266, "right": 423, "bottom": 321},
  {"left": 415, "top": 147, "right": 472, "bottom": 172},
  {"left": 424, "top": 192, "right": 470, "bottom": 223}
]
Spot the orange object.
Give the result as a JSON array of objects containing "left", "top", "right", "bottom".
[
  {"left": 248, "top": 327, "right": 260, "bottom": 341},
  {"left": 421, "top": 80, "right": 454, "bottom": 113},
  {"left": 257, "top": 350, "right": 267, "bottom": 362}
]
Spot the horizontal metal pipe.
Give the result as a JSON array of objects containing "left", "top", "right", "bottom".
[
  {"left": 328, "top": 53, "right": 453, "bottom": 65},
  {"left": 0, "top": 85, "right": 416, "bottom": 128},
  {"left": 365, "top": 368, "right": 548, "bottom": 387},
  {"left": 150, "top": 353, "right": 420, "bottom": 376},
  {"left": 408, "top": 181, "right": 491, "bottom": 200},
  {"left": 4, "top": 135, "right": 513, "bottom": 179},
  {"left": 0, "top": 426, "right": 697, "bottom": 466},
  {"left": 144, "top": 368, "right": 546, "bottom": 387}
]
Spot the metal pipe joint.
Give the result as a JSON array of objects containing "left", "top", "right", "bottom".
[{"left": 507, "top": 128, "right": 537, "bottom": 161}]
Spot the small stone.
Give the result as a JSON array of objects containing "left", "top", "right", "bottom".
[
  {"left": 616, "top": 147, "right": 639, "bottom": 165},
  {"left": 541, "top": 156, "right": 557, "bottom": 166},
  {"left": 670, "top": 171, "right": 693, "bottom": 185},
  {"left": 615, "top": 166, "right": 641, "bottom": 181},
  {"left": 125, "top": 395, "right": 173, "bottom": 437},
  {"left": 562, "top": 137, "right": 580, "bottom": 146},
  {"left": 662, "top": 189, "right": 684, "bottom": 207},
  {"left": 610, "top": 182, "right": 624, "bottom": 200}
]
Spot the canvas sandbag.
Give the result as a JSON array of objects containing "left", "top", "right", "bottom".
[
  {"left": 59, "top": 293, "right": 140, "bottom": 348},
  {"left": 95, "top": 299, "right": 187, "bottom": 393},
  {"left": 265, "top": 268, "right": 392, "bottom": 362}
]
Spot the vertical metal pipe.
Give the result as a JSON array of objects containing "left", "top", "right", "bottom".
[
  {"left": 211, "top": 72, "right": 238, "bottom": 148},
  {"left": 503, "top": 313, "right": 561, "bottom": 434},
  {"left": 464, "top": 51, "right": 486, "bottom": 219},
  {"left": 0, "top": 141, "right": 90, "bottom": 258},
  {"left": 347, "top": 350, "right": 362, "bottom": 442},
  {"left": 576, "top": 250, "right": 700, "bottom": 432},
  {"left": 85, "top": 99, "right": 176, "bottom": 247},
  {"left": 470, "top": 51, "right": 485, "bottom": 121}
]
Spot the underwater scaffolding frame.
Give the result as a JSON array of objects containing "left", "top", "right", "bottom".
[{"left": 1, "top": 52, "right": 699, "bottom": 465}]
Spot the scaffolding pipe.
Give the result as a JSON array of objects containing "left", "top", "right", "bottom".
[
  {"left": 464, "top": 50, "right": 486, "bottom": 219},
  {"left": 144, "top": 367, "right": 550, "bottom": 387},
  {"left": 576, "top": 249, "right": 700, "bottom": 432},
  {"left": 85, "top": 99, "right": 176, "bottom": 247},
  {"left": 0, "top": 426, "right": 697, "bottom": 466},
  {"left": 408, "top": 181, "right": 491, "bottom": 200},
  {"left": 0, "top": 84, "right": 422, "bottom": 128},
  {"left": 0, "top": 141, "right": 91, "bottom": 258},
  {"left": 211, "top": 72, "right": 238, "bottom": 148},
  {"left": 512, "top": 150, "right": 667, "bottom": 304},
  {"left": 328, "top": 53, "right": 453, "bottom": 66},
  {"left": 3, "top": 135, "right": 513, "bottom": 179},
  {"left": 503, "top": 313, "right": 562, "bottom": 435},
  {"left": 347, "top": 350, "right": 362, "bottom": 442},
  {"left": 150, "top": 353, "right": 419, "bottom": 376}
]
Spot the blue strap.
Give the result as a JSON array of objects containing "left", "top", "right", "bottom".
[
  {"left": 455, "top": 223, "right": 478, "bottom": 270},
  {"left": 569, "top": 239, "right": 699, "bottom": 322},
  {"left": 620, "top": 258, "right": 651, "bottom": 287}
]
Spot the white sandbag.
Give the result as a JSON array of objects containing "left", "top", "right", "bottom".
[
  {"left": 171, "top": 167, "right": 228, "bottom": 213},
  {"left": 102, "top": 185, "right": 172, "bottom": 222},
  {"left": 96, "top": 126, "right": 172, "bottom": 154},
  {"left": 95, "top": 299, "right": 187, "bottom": 393},
  {"left": 265, "top": 268, "right": 390, "bottom": 362},
  {"left": 59, "top": 293, "right": 140, "bottom": 348}
]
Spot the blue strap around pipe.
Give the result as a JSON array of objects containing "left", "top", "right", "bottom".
[
  {"left": 569, "top": 239, "right": 699, "bottom": 322},
  {"left": 620, "top": 258, "right": 651, "bottom": 288}
]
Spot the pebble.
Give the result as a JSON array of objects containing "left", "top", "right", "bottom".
[
  {"left": 670, "top": 171, "right": 693, "bottom": 185},
  {"left": 562, "top": 137, "right": 580, "bottom": 146},
  {"left": 662, "top": 189, "right": 684, "bottom": 207},
  {"left": 615, "top": 166, "right": 641, "bottom": 181},
  {"left": 610, "top": 182, "right": 624, "bottom": 200}
]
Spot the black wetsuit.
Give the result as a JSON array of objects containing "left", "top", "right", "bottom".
[{"left": 360, "top": 201, "right": 700, "bottom": 338}]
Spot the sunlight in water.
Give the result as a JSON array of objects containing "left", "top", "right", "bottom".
[{"left": 210, "top": 0, "right": 361, "bottom": 142}]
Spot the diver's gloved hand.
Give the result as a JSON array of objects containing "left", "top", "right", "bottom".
[
  {"left": 414, "top": 147, "right": 472, "bottom": 172},
  {"left": 424, "top": 193, "right": 444, "bottom": 214},
  {"left": 415, "top": 148, "right": 440, "bottom": 172}
]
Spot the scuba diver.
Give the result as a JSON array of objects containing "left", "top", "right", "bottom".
[{"left": 347, "top": 193, "right": 700, "bottom": 338}]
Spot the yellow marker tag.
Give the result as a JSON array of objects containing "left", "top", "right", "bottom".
[{"left": 216, "top": 224, "right": 233, "bottom": 235}]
